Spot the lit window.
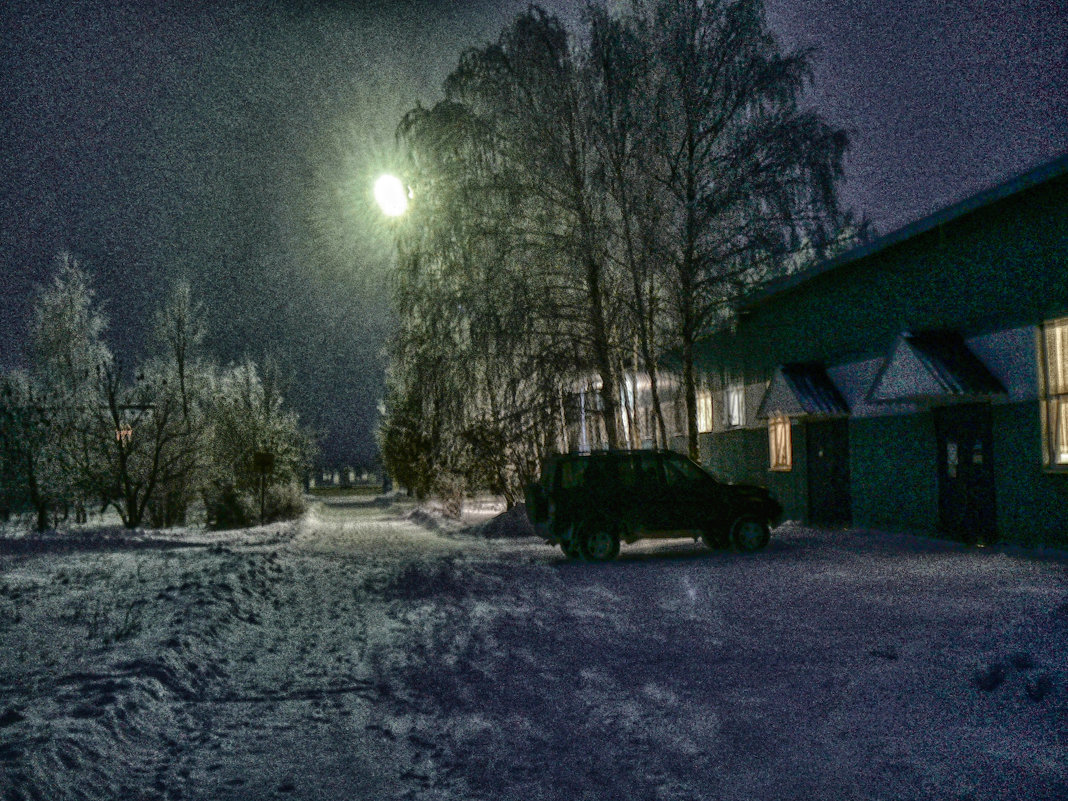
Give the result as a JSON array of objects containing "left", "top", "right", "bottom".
[
  {"left": 697, "top": 390, "right": 714, "bottom": 433},
  {"left": 726, "top": 383, "right": 745, "bottom": 427},
  {"left": 769, "top": 413, "right": 792, "bottom": 471},
  {"left": 1040, "top": 317, "right": 1068, "bottom": 468}
]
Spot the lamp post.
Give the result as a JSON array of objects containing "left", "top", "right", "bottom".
[
  {"left": 373, "top": 174, "right": 409, "bottom": 217},
  {"left": 373, "top": 172, "right": 410, "bottom": 499}
]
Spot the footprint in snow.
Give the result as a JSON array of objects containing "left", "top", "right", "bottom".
[
  {"left": 869, "top": 646, "right": 898, "bottom": 660},
  {"left": 1025, "top": 673, "right": 1054, "bottom": 702},
  {"left": 974, "top": 662, "right": 1006, "bottom": 692},
  {"left": 1009, "top": 651, "right": 1035, "bottom": 671}
]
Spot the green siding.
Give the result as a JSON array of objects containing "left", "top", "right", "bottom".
[
  {"left": 702, "top": 429, "right": 764, "bottom": 485},
  {"left": 696, "top": 174, "right": 1068, "bottom": 379},
  {"left": 992, "top": 402, "right": 1068, "bottom": 546},
  {"left": 683, "top": 166, "right": 1068, "bottom": 546},
  {"left": 849, "top": 414, "right": 938, "bottom": 531},
  {"left": 702, "top": 424, "right": 809, "bottom": 522}
]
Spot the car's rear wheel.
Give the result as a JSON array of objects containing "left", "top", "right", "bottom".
[
  {"left": 579, "top": 520, "right": 621, "bottom": 562},
  {"left": 558, "top": 527, "right": 582, "bottom": 559},
  {"left": 731, "top": 516, "right": 770, "bottom": 552}
]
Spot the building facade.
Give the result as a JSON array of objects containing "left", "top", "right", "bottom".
[{"left": 689, "top": 155, "right": 1068, "bottom": 546}]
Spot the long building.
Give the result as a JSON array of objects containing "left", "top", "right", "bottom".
[{"left": 688, "top": 154, "right": 1068, "bottom": 546}]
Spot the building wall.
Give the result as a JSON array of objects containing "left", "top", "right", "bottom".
[
  {"left": 849, "top": 412, "right": 938, "bottom": 531},
  {"left": 695, "top": 172, "right": 1068, "bottom": 377},
  {"left": 702, "top": 428, "right": 764, "bottom": 485},
  {"left": 699, "top": 334, "right": 1068, "bottom": 543},
  {"left": 991, "top": 401, "right": 1068, "bottom": 545},
  {"left": 688, "top": 166, "right": 1068, "bottom": 545},
  {"left": 702, "top": 422, "right": 809, "bottom": 522}
]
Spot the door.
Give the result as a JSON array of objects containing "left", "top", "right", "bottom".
[
  {"left": 615, "top": 452, "right": 661, "bottom": 531},
  {"left": 934, "top": 404, "right": 996, "bottom": 544},
  {"left": 806, "top": 418, "right": 852, "bottom": 526}
]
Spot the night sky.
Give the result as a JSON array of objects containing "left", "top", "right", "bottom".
[{"left": 2, "top": 0, "right": 1066, "bottom": 468}]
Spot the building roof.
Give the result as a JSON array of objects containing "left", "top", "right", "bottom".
[
  {"left": 867, "top": 331, "right": 1006, "bottom": 403},
  {"left": 757, "top": 363, "right": 850, "bottom": 418},
  {"left": 743, "top": 152, "right": 1068, "bottom": 310}
]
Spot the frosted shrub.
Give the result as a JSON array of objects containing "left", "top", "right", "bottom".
[
  {"left": 202, "top": 358, "right": 313, "bottom": 528},
  {"left": 265, "top": 481, "right": 305, "bottom": 522}
]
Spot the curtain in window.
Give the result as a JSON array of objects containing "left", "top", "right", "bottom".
[
  {"left": 1049, "top": 398, "right": 1068, "bottom": 465},
  {"left": 727, "top": 385, "right": 745, "bottom": 427},
  {"left": 769, "top": 413, "right": 792, "bottom": 471},
  {"left": 697, "top": 391, "right": 714, "bottom": 433},
  {"left": 1042, "top": 318, "right": 1068, "bottom": 466}
]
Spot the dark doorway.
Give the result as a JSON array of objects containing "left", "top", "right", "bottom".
[
  {"left": 934, "top": 404, "right": 996, "bottom": 544},
  {"left": 806, "top": 418, "right": 852, "bottom": 525}
]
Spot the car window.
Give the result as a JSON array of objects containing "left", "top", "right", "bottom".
[
  {"left": 584, "top": 457, "right": 615, "bottom": 488},
  {"left": 638, "top": 453, "right": 663, "bottom": 488},
  {"left": 558, "top": 458, "right": 587, "bottom": 490},
  {"left": 616, "top": 455, "right": 640, "bottom": 488},
  {"left": 663, "top": 455, "right": 706, "bottom": 487}
]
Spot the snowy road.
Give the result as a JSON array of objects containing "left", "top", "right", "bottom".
[{"left": 1, "top": 500, "right": 1067, "bottom": 800}]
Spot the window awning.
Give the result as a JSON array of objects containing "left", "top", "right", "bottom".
[
  {"left": 757, "top": 363, "right": 850, "bottom": 419},
  {"left": 867, "top": 330, "right": 1006, "bottom": 403}
]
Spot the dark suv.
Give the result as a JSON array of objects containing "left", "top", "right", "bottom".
[{"left": 525, "top": 449, "right": 782, "bottom": 561}]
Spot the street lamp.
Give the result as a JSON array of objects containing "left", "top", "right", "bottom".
[{"left": 373, "top": 173, "right": 408, "bottom": 217}]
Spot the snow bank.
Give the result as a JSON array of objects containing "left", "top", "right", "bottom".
[
  {"left": 463, "top": 503, "right": 536, "bottom": 539},
  {"left": 398, "top": 499, "right": 534, "bottom": 539}
]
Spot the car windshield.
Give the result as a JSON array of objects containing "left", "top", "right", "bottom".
[{"left": 663, "top": 455, "right": 713, "bottom": 487}]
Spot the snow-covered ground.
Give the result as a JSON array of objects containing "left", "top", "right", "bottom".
[{"left": 1, "top": 499, "right": 1066, "bottom": 800}]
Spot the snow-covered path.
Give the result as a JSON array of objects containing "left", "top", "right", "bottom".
[{"left": 1, "top": 501, "right": 1066, "bottom": 800}]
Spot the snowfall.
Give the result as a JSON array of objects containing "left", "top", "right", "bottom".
[{"left": 0, "top": 495, "right": 1065, "bottom": 801}]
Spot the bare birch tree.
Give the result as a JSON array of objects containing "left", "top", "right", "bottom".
[
  {"left": 381, "top": 1, "right": 855, "bottom": 493},
  {"left": 583, "top": 2, "right": 673, "bottom": 447},
  {"left": 648, "top": 0, "right": 849, "bottom": 459},
  {"left": 443, "top": 7, "right": 626, "bottom": 448}
]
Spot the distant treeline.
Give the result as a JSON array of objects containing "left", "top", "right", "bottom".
[{"left": 0, "top": 253, "right": 314, "bottom": 531}]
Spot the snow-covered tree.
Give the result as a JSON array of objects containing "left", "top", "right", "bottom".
[
  {"left": 27, "top": 252, "right": 113, "bottom": 521},
  {"left": 203, "top": 358, "right": 313, "bottom": 528},
  {"left": 0, "top": 370, "right": 68, "bottom": 530}
]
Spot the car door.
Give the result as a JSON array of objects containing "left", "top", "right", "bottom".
[
  {"left": 554, "top": 456, "right": 588, "bottom": 528},
  {"left": 659, "top": 453, "right": 719, "bottom": 529},
  {"left": 629, "top": 452, "right": 673, "bottom": 532},
  {"left": 612, "top": 453, "right": 648, "bottom": 531}
]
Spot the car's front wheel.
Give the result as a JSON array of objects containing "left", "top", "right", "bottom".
[
  {"left": 731, "top": 516, "right": 770, "bottom": 552},
  {"left": 560, "top": 537, "right": 582, "bottom": 560},
  {"left": 579, "top": 520, "right": 621, "bottom": 562}
]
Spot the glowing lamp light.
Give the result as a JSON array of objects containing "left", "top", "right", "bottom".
[{"left": 374, "top": 174, "right": 409, "bottom": 217}]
